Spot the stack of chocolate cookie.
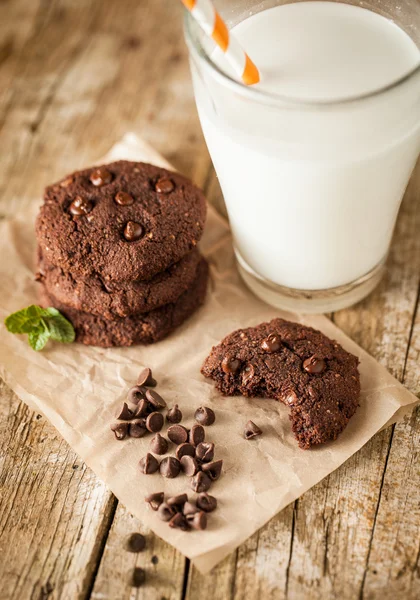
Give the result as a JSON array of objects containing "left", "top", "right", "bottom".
[{"left": 35, "top": 160, "right": 208, "bottom": 347}]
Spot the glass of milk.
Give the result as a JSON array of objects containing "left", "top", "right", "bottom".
[{"left": 184, "top": 0, "right": 420, "bottom": 313}]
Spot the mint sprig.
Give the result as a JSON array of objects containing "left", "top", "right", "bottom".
[{"left": 5, "top": 305, "right": 75, "bottom": 351}]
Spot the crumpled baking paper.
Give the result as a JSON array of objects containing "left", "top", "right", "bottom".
[{"left": 0, "top": 134, "right": 418, "bottom": 573}]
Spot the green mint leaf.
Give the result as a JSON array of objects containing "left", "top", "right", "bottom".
[
  {"left": 29, "top": 328, "right": 51, "bottom": 351},
  {"left": 44, "top": 313, "right": 75, "bottom": 344},
  {"left": 5, "top": 306, "right": 40, "bottom": 333}
]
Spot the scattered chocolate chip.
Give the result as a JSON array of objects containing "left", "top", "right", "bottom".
[
  {"left": 194, "top": 406, "right": 215, "bottom": 426},
  {"left": 191, "top": 471, "right": 212, "bottom": 493},
  {"left": 69, "top": 196, "right": 93, "bottom": 216},
  {"left": 150, "top": 433, "right": 168, "bottom": 454},
  {"left": 139, "top": 453, "right": 159, "bottom": 474},
  {"left": 244, "top": 420, "right": 262, "bottom": 439},
  {"left": 115, "top": 402, "right": 134, "bottom": 420},
  {"left": 145, "top": 491, "right": 164, "bottom": 511},
  {"left": 261, "top": 333, "right": 282, "bottom": 353},
  {"left": 183, "top": 501, "right": 199, "bottom": 516},
  {"left": 126, "top": 533, "right": 146, "bottom": 553},
  {"left": 146, "top": 411, "right": 164, "bottom": 433},
  {"left": 167, "top": 424, "right": 189, "bottom": 445},
  {"left": 242, "top": 363, "right": 255, "bottom": 385},
  {"left": 175, "top": 443, "right": 196, "bottom": 460},
  {"left": 137, "top": 367, "right": 157, "bottom": 387},
  {"left": 168, "top": 512, "right": 189, "bottom": 530},
  {"left": 166, "top": 404, "right": 182, "bottom": 423},
  {"left": 131, "top": 567, "right": 146, "bottom": 587},
  {"left": 167, "top": 493, "right": 188, "bottom": 508},
  {"left": 221, "top": 356, "right": 241, "bottom": 374},
  {"left": 146, "top": 389, "right": 166, "bottom": 409},
  {"left": 160, "top": 457, "right": 181, "bottom": 478},
  {"left": 129, "top": 419, "right": 148, "bottom": 438},
  {"left": 187, "top": 511, "right": 207, "bottom": 530},
  {"left": 180, "top": 455, "right": 199, "bottom": 477},
  {"left": 134, "top": 398, "right": 149, "bottom": 417},
  {"left": 110, "top": 421, "right": 129, "bottom": 440},
  {"left": 303, "top": 355, "right": 326, "bottom": 374},
  {"left": 202, "top": 459, "right": 223, "bottom": 481},
  {"left": 123, "top": 221, "right": 144, "bottom": 242},
  {"left": 89, "top": 167, "right": 112, "bottom": 186},
  {"left": 151, "top": 555, "right": 159, "bottom": 565},
  {"left": 127, "top": 385, "right": 147, "bottom": 404},
  {"left": 189, "top": 424, "right": 205, "bottom": 446},
  {"left": 196, "top": 493, "right": 217, "bottom": 513},
  {"left": 155, "top": 178, "right": 174, "bottom": 193},
  {"left": 157, "top": 502, "right": 175, "bottom": 521},
  {"left": 115, "top": 191, "right": 134, "bottom": 206},
  {"left": 195, "top": 442, "right": 214, "bottom": 463}
]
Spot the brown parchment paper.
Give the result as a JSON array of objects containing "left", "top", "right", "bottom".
[{"left": 0, "top": 133, "right": 418, "bottom": 574}]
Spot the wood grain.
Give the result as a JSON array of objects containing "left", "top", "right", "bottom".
[{"left": 0, "top": 0, "right": 419, "bottom": 599}]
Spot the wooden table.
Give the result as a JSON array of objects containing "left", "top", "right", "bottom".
[{"left": 1, "top": 1, "right": 419, "bottom": 598}]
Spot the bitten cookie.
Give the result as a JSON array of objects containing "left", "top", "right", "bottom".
[
  {"left": 37, "top": 247, "right": 202, "bottom": 319},
  {"left": 39, "top": 258, "right": 209, "bottom": 347},
  {"left": 201, "top": 319, "right": 360, "bottom": 449},
  {"left": 36, "top": 161, "right": 207, "bottom": 282}
]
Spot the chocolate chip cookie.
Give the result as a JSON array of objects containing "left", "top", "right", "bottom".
[
  {"left": 201, "top": 319, "right": 360, "bottom": 449},
  {"left": 37, "top": 247, "right": 201, "bottom": 319},
  {"left": 39, "top": 258, "right": 209, "bottom": 347},
  {"left": 36, "top": 161, "right": 207, "bottom": 282}
]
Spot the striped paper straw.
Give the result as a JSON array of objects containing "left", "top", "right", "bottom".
[{"left": 182, "top": 0, "right": 260, "bottom": 85}]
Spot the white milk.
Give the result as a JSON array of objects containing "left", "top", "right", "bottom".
[{"left": 192, "top": 2, "right": 420, "bottom": 291}]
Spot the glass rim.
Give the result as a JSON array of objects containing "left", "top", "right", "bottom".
[{"left": 184, "top": 9, "right": 420, "bottom": 109}]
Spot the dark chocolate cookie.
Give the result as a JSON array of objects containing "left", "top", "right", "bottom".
[
  {"left": 36, "top": 161, "right": 207, "bottom": 282},
  {"left": 39, "top": 258, "right": 209, "bottom": 347},
  {"left": 37, "top": 247, "right": 201, "bottom": 319},
  {"left": 201, "top": 319, "right": 360, "bottom": 449}
]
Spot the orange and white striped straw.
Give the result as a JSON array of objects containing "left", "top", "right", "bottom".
[{"left": 182, "top": 0, "right": 260, "bottom": 85}]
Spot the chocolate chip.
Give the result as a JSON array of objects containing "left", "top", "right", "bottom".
[
  {"left": 160, "top": 457, "right": 181, "bottom": 478},
  {"left": 201, "top": 459, "right": 223, "bottom": 481},
  {"left": 242, "top": 363, "right": 255, "bottom": 385},
  {"left": 69, "top": 196, "right": 93, "bottom": 216},
  {"left": 137, "top": 367, "right": 157, "bottom": 387},
  {"left": 261, "top": 333, "right": 282, "bottom": 353},
  {"left": 196, "top": 493, "right": 217, "bottom": 513},
  {"left": 110, "top": 421, "right": 129, "bottom": 440},
  {"left": 145, "top": 389, "right": 166, "bottom": 409},
  {"left": 167, "top": 424, "right": 189, "bottom": 445},
  {"left": 167, "top": 493, "right": 188, "bottom": 508},
  {"left": 134, "top": 398, "right": 149, "bottom": 418},
  {"left": 127, "top": 385, "right": 147, "bottom": 404},
  {"left": 166, "top": 404, "right": 182, "bottom": 423},
  {"left": 194, "top": 406, "right": 215, "bottom": 426},
  {"left": 146, "top": 411, "right": 164, "bottom": 433},
  {"left": 180, "top": 455, "right": 199, "bottom": 477},
  {"left": 189, "top": 424, "right": 205, "bottom": 446},
  {"left": 126, "top": 533, "right": 146, "bottom": 553},
  {"left": 145, "top": 491, "right": 164, "bottom": 510},
  {"left": 155, "top": 178, "right": 174, "bottom": 193},
  {"left": 131, "top": 567, "right": 146, "bottom": 587},
  {"left": 115, "top": 191, "right": 134, "bottom": 206},
  {"left": 115, "top": 402, "right": 134, "bottom": 420},
  {"left": 191, "top": 471, "right": 212, "bottom": 493},
  {"left": 139, "top": 453, "right": 159, "bottom": 474},
  {"left": 264, "top": 357, "right": 276, "bottom": 369},
  {"left": 89, "top": 167, "right": 112, "bottom": 186},
  {"left": 168, "top": 512, "right": 189, "bottom": 530},
  {"left": 303, "top": 355, "right": 326, "bottom": 374},
  {"left": 187, "top": 511, "right": 207, "bottom": 530},
  {"left": 150, "top": 433, "right": 168, "bottom": 454},
  {"left": 195, "top": 442, "right": 214, "bottom": 463},
  {"left": 183, "top": 501, "right": 199, "bottom": 516},
  {"left": 129, "top": 419, "right": 147, "bottom": 438},
  {"left": 157, "top": 502, "right": 175, "bottom": 521},
  {"left": 123, "top": 221, "right": 144, "bottom": 242},
  {"left": 221, "top": 356, "right": 241, "bottom": 374},
  {"left": 175, "top": 443, "right": 196, "bottom": 460},
  {"left": 244, "top": 420, "right": 262, "bottom": 439}
]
